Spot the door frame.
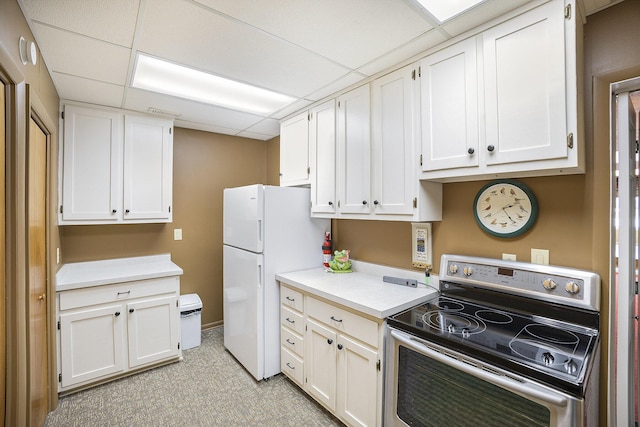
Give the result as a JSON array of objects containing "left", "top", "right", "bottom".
[{"left": 610, "top": 76, "right": 640, "bottom": 427}]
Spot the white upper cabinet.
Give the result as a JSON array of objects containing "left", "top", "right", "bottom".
[
  {"left": 60, "top": 104, "right": 173, "bottom": 224},
  {"left": 123, "top": 115, "right": 173, "bottom": 222},
  {"left": 420, "top": 37, "right": 479, "bottom": 172},
  {"left": 337, "top": 85, "right": 371, "bottom": 215},
  {"left": 483, "top": 0, "right": 568, "bottom": 166},
  {"left": 309, "top": 100, "right": 337, "bottom": 215},
  {"left": 371, "top": 66, "right": 416, "bottom": 216},
  {"left": 420, "top": 0, "right": 582, "bottom": 181},
  {"left": 280, "top": 111, "right": 311, "bottom": 187}
]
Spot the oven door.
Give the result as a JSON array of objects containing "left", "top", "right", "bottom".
[{"left": 385, "top": 327, "right": 587, "bottom": 427}]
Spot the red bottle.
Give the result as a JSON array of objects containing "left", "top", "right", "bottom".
[{"left": 322, "top": 232, "right": 332, "bottom": 267}]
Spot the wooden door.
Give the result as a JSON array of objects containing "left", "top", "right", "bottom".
[
  {"left": 0, "top": 79, "right": 6, "bottom": 427},
  {"left": 28, "top": 117, "right": 48, "bottom": 426}
]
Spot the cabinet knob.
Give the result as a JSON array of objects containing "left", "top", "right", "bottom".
[
  {"left": 328, "top": 201, "right": 333, "bottom": 206},
  {"left": 114, "top": 311, "right": 121, "bottom": 317},
  {"left": 112, "top": 209, "right": 117, "bottom": 214},
  {"left": 467, "top": 147, "right": 475, "bottom": 155},
  {"left": 129, "top": 308, "right": 135, "bottom": 313},
  {"left": 125, "top": 209, "right": 130, "bottom": 213},
  {"left": 327, "top": 338, "right": 333, "bottom": 345},
  {"left": 487, "top": 145, "right": 495, "bottom": 152},
  {"left": 37, "top": 293, "right": 46, "bottom": 302},
  {"left": 362, "top": 201, "right": 368, "bottom": 205},
  {"left": 373, "top": 200, "right": 379, "bottom": 206},
  {"left": 337, "top": 344, "right": 343, "bottom": 350}
]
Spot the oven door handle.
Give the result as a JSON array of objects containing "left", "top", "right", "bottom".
[{"left": 390, "top": 329, "right": 568, "bottom": 408}]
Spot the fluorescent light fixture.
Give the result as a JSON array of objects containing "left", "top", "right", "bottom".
[
  {"left": 132, "top": 53, "right": 296, "bottom": 115},
  {"left": 414, "top": 0, "right": 486, "bottom": 22}
]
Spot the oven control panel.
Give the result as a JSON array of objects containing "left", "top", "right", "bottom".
[{"left": 441, "top": 254, "right": 600, "bottom": 311}]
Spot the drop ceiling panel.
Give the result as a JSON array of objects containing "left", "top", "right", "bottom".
[
  {"left": 136, "top": 0, "right": 351, "bottom": 98},
  {"left": 55, "top": 74, "right": 125, "bottom": 108},
  {"left": 124, "top": 88, "right": 268, "bottom": 130},
  {"left": 21, "top": 0, "right": 139, "bottom": 47},
  {"left": 304, "top": 72, "right": 369, "bottom": 103},
  {"left": 32, "top": 23, "right": 130, "bottom": 85},
  {"left": 242, "top": 118, "right": 281, "bottom": 137},
  {"left": 440, "top": 0, "right": 534, "bottom": 37},
  {"left": 193, "top": 0, "right": 434, "bottom": 70}
]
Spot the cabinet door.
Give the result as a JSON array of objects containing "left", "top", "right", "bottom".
[
  {"left": 280, "top": 112, "right": 310, "bottom": 186},
  {"left": 127, "top": 294, "right": 180, "bottom": 368},
  {"left": 337, "top": 85, "right": 371, "bottom": 215},
  {"left": 337, "top": 335, "right": 379, "bottom": 427},
  {"left": 310, "top": 100, "right": 337, "bottom": 214},
  {"left": 483, "top": 0, "right": 567, "bottom": 166},
  {"left": 123, "top": 115, "right": 173, "bottom": 222},
  {"left": 59, "top": 304, "right": 125, "bottom": 388},
  {"left": 61, "top": 105, "right": 122, "bottom": 222},
  {"left": 305, "top": 318, "right": 337, "bottom": 411},
  {"left": 420, "top": 38, "right": 479, "bottom": 172},
  {"left": 371, "top": 66, "right": 415, "bottom": 215}
]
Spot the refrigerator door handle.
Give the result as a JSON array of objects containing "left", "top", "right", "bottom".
[
  {"left": 257, "top": 263, "right": 263, "bottom": 288},
  {"left": 257, "top": 219, "right": 263, "bottom": 247}
]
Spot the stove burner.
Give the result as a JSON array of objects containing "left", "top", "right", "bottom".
[
  {"left": 432, "top": 300, "right": 464, "bottom": 311},
  {"left": 475, "top": 309, "right": 513, "bottom": 324},
  {"left": 423, "top": 311, "right": 486, "bottom": 337},
  {"left": 524, "top": 324, "right": 580, "bottom": 345}
]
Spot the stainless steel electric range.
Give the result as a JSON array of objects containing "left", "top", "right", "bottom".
[{"left": 385, "top": 254, "right": 601, "bottom": 427}]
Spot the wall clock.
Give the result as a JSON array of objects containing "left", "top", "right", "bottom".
[{"left": 473, "top": 179, "right": 538, "bottom": 238}]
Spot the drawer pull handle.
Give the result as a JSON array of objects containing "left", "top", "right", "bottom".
[
  {"left": 286, "top": 362, "right": 295, "bottom": 370},
  {"left": 286, "top": 296, "right": 295, "bottom": 302},
  {"left": 286, "top": 339, "right": 295, "bottom": 345},
  {"left": 327, "top": 338, "right": 333, "bottom": 345},
  {"left": 285, "top": 318, "right": 295, "bottom": 324},
  {"left": 117, "top": 291, "right": 131, "bottom": 296},
  {"left": 330, "top": 316, "right": 343, "bottom": 323},
  {"left": 114, "top": 311, "right": 121, "bottom": 317}
]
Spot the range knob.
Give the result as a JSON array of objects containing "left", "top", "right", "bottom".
[
  {"left": 463, "top": 266, "right": 473, "bottom": 277},
  {"left": 449, "top": 264, "right": 459, "bottom": 275},
  {"left": 543, "top": 278, "right": 557, "bottom": 291},
  {"left": 565, "top": 281, "right": 580, "bottom": 294},
  {"left": 447, "top": 324, "right": 456, "bottom": 334},
  {"left": 564, "top": 359, "right": 578, "bottom": 375},
  {"left": 541, "top": 352, "right": 555, "bottom": 366}
]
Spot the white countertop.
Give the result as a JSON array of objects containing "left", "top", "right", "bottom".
[
  {"left": 56, "top": 254, "right": 183, "bottom": 292},
  {"left": 276, "top": 260, "right": 438, "bottom": 319}
]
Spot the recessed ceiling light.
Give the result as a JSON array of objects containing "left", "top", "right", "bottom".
[
  {"left": 131, "top": 53, "right": 296, "bottom": 115},
  {"left": 414, "top": 0, "right": 486, "bottom": 22}
]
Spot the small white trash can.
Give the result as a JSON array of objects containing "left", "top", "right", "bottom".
[{"left": 180, "top": 294, "right": 202, "bottom": 350}]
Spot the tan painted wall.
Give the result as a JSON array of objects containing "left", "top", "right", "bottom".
[{"left": 60, "top": 128, "right": 268, "bottom": 327}]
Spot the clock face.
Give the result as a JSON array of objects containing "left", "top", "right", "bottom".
[{"left": 473, "top": 180, "right": 538, "bottom": 238}]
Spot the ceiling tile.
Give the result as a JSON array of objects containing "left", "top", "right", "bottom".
[
  {"left": 243, "top": 118, "right": 280, "bottom": 137},
  {"left": 440, "top": 0, "right": 533, "bottom": 37},
  {"left": 193, "top": 0, "right": 434, "bottom": 69},
  {"left": 136, "top": 0, "right": 351, "bottom": 98},
  {"left": 55, "top": 73, "right": 125, "bottom": 108},
  {"left": 32, "top": 23, "right": 130, "bottom": 85},
  {"left": 304, "top": 72, "right": 369, "bottom": 102},
  {"left": 21, "top": 0, "right": 140, "bottom": 47}
]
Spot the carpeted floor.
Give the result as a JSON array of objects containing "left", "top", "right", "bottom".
[{"left": 45, "top": 326, "right": 343, "bottom": 426}]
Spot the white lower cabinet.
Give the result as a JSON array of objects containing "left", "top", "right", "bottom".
[
  {"left": 57, "top": 276, "right": 181, "bottom": 392},
  {"left": 280, "top": 283, "right": 382, "bottom": 427}
]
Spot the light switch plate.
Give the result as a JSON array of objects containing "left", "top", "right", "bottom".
[
  {"left": 502, "top": 253, "right": 516, "bottom": 261},
  {"left": 174, "top": 229, "right": 183, "bottom": 241},
  {"left": 531, "top": 248, "right": 549, "bottom": 265}
]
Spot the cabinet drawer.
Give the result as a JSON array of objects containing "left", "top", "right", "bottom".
[
  {"left": 281, "top": 306, "right": 304, "bottom": 335},
  {"left": 306, "top": 297, "right": 379, "bottom": 348},
  {"left": 281, "top": 347, "right": 303, "bottom": 385},
  {"left": 59, "top": 276, "right": 179, "bottom": 311},
  {"left": 281, "top": 326, "right": 303, "bottom": 358},
  {"left": 280, "top": 285, "right": 303, "bottom": 312}
]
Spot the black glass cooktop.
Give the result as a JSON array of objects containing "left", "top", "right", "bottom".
[{"left": 387, "top": 291, "right": 600, "bottom": 392}]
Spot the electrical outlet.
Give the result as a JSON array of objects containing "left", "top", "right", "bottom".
[
  {"left": 531, "top": 248, "right": 549, "bottom": 265},
  {"left": 174, "top": 229, "right": 182, "bottom": 241},
  {"left": 502, "top": 253, "right": 517, "bottom": 261}
]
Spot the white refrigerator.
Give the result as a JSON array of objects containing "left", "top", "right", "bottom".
[{"left": 223, "top": 184, "right": 330, "bottom": 380}]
